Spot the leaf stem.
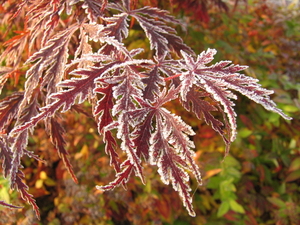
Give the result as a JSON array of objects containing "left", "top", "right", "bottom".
[{"left": 164, "top": 73, "right": 182, "bottom": 81}]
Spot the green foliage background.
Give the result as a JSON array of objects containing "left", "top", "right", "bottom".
[{"left": 0, "top": 1, "right": 300, "bottom": 224}]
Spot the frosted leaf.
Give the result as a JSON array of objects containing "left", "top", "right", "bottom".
[
  {"left": 2, "top": 0, "right": 293, "bottom": 219},
  {"left": 179, "top": 49, "right": 291, "bottom": 144},
  {"left": 128, "top": 7, "right": 193, "bottom": 57},
  {"left": 102, "top": 13, "right": 129, "bottom": 41}
]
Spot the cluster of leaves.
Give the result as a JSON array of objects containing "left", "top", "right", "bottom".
[
  {"left": 0, "top": 0, "right": 293, "bottom": 221},
  {"left": 139, "top": 0, "right": 231, "bottom": 23},
  {"left": 180, "top": 1, "right": 300, "bottom": 224}
]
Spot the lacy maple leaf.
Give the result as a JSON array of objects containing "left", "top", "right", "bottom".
[{"left": 0, "top": 0, "right": 292, "bottom": 219}]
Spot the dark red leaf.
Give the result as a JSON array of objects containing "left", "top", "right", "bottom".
[{"left": 46, "top": 117, "right": 78, "bottom": 183}]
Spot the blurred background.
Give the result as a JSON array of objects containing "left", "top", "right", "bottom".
[{"left": 0, "top": 0, "right": 299, "bottom": 224}]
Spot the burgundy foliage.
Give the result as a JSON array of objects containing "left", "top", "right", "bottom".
[{"left": 0, "top": 0, "right": 291, "bottom": 218}]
